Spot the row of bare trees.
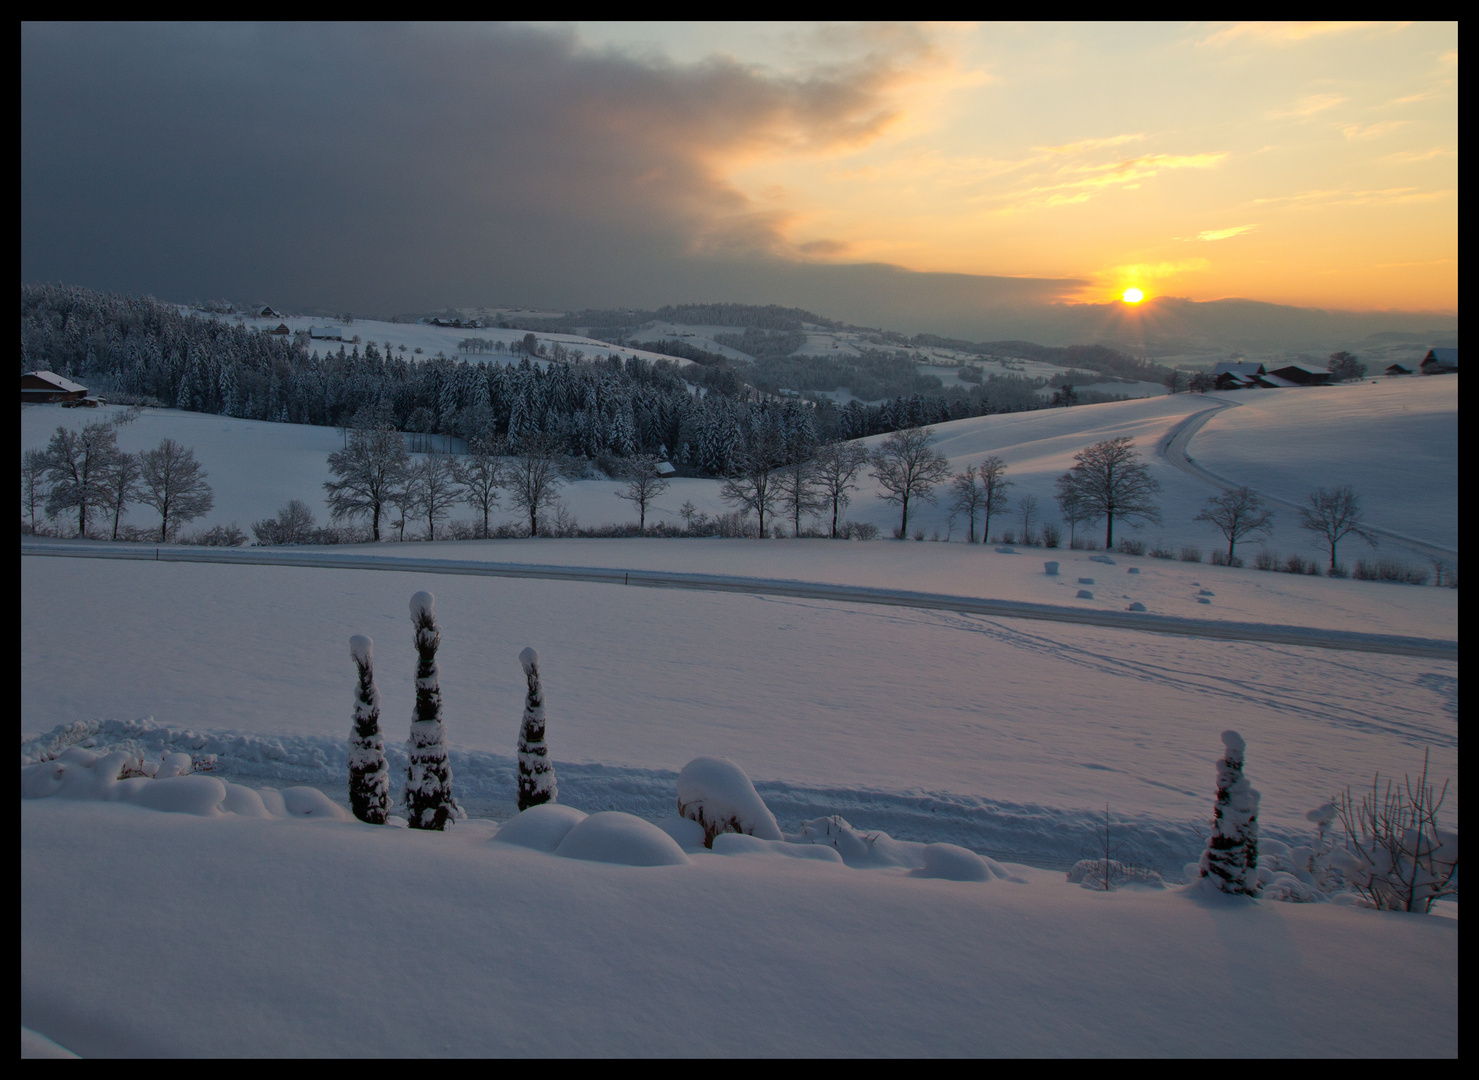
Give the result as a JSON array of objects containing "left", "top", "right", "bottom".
[{"left": 22, "top": 421, "right": 213, "bottom": 541}]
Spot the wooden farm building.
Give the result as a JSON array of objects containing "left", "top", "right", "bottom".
[
  {"left": 1421, "top": 348, "right": 1458, "bottom": 374},
  {"left": 21, "top": 371, "right": 87, "bottom": 404}
]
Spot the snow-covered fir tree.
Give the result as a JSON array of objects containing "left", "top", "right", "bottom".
[
  {"left": 403, "top": 592, "right": 463, "bottom": 830},
  {"left": 1199, "top": 730, "right": 1260, "bottom": 895},
  {"left": 516, "top": 647, "right": 558, "bottom": 811},
  {"left": 347, "top": 634, "right": 390, "bottom": 825}
]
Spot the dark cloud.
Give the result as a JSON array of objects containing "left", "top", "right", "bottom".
[{"left": 21, "top": 21, "right": 1082, "bottom": 328}]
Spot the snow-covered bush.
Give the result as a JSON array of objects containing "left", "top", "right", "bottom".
[
  {"left": 1197, "top": 730, "right": 1260, "bottom": 896},
  {"left": 1257, "top": 802, "right": 1342, "bottom": 902},
  {"left": 676, "top": 757, "right": 782, "bottom": 848},
  {"left": 347, "top": 635, "right": 390, "bottom": 825},
  {"left": 516, "top": 647, "right": 557, "bottom": 811},
  {"left": 403, "top": 592, "right": 463, "bottom": 830},
  {"left": 1067, "top": 860, "right": 1166, "bottom": 890},
  {"left": 1332, "top": 750, "right": 1458, "bottom": 913}
]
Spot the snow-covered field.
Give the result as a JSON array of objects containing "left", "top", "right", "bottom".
[{"left": 20, "top": 376, "right": 1459, "bottom": 1056}]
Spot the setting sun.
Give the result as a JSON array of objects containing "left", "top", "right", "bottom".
[{"left": 1121, "top": 287, "right": 1145, "bottom": 304}]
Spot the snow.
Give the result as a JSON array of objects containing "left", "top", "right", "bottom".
[
  {"left": 349, "top": 634, "right": 372, "bottom": 666},
  {"left": 409, "top": 590, "right": 434, "bottom": 620},
  {"left": 492, "top": 803, "right": 588, "bottom": 852},
  {"left": 676, "top": 756, "right": 784, "bottom": 843},
  {"left": 551, "top": 810, "right": 691, "bottom": 867},
  {"left": 17, "top": 374, "right": 1460, "bottom": 1055}
]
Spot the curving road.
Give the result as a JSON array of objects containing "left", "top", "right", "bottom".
[
  {"left": 21, "top": 540, "right": 1456, "bottom": 660},
  {"left": 1157, "top": 397, "right": 1459, "bottom": 571}
]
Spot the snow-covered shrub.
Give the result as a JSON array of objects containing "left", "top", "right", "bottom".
[
  {"left": 516, "top": 647, "right": 557, "bottom": 811},
  {"left": 1197, "top": 730, "right": 1260, "bottom": 896},
  {"left": 676, "top": 757, "right": 782, "bottom": 848},
  {"left": 1332, "top": 750, "right": 1458, "bottom": 913},
  {"left": 403, "top": 592, "right": 463, "bottom": 830},
  {"left": 347, "top": 635, "right": 390, "bottom": 825},
  {"left": 1258, "top": 802, "right": 1343, "bottom": 903},
  {"left": 1115, "top": 538, "right": 1146, "bottom": 556},
  {"left": 1179, "top": 546, "right": 1202, "bottom": 562}
]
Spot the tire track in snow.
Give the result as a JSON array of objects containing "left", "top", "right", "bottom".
[{"left": 21, "top": 540, "right": 1457, "bottom": 660}]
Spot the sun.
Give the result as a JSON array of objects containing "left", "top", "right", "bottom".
[{"left": 1121, "top": 287, "right": 1145, "bottom": 304}]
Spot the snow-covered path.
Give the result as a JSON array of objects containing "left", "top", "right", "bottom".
[{"left": 20, "top": 540, "right": 1457, "bottom": 659}]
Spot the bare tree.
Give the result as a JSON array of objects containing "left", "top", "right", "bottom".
[
  {"left": 774, "top": 453, "right": 824, "bottom": 536},
  {"left": 949, "top": 466, "right": 986, "bottom": 542},
  {"left": 1054, "top": 474, "right": 1100, "bottom": 547},
  {"left": 812, "top": 443, "right": 868, "bottom": 538},
  {"left": 1057, "top": 437, "right": 1160, "bottom": 550},
  {"left": 21, "top": 448, "right": 52, "bottom": 534},
  {"left": 100, "top": 450, "right": 142, "bottom": 541},
  {"left": 137, "top": 438, "right": 214, "bottom": 542},
  {"left": 1017, "top": 494, "right": 1039, "bottom": 545},
  {"left": 452, "top": 437, "right": 504, "bottom": 539},
  {"left": 1336, "top": 749, "right": 1457, "bottom": 913},
  {"left": 1298, "top": 485, "right": 1376, "bottom": 573},
  {"left": 870, "top": 427, "right": 951, "bottom": 539},
  {"left": 614, "top": 454, "right": 670, "bottom": 532},
  {"left": 324, "top": 426, "right": 410, "bottom": 542},
  {"left": 504, "top": 434, "right": 565, "bottom": 536},
  {"left": 408, "top": 452, "right": 462, "bottom": 540},
  {"left": 42, "top": 422, "right": 120, "bottom": 537},
  {"left": 978, "top": 456, "right": 1012, "bottom": 543},
  {"left": 1194, "top": 486, "right": 1274, "bottom": 564},
  {"left": 719, "top": 428, "right": 785, "bottom": 538}
]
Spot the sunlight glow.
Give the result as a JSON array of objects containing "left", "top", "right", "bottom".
[{"left": 1121, "top": 287, "right": 1145, "bottom": 304}]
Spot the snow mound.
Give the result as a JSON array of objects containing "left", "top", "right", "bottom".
[
  {"left": 909, "top": 842, "right": 998, "bottom": 882},
  {"left": 409, "top": 591, "right": 435, "bottom": 619},
  {"left": 712, "top": 832, "right": 844, "bottom": 863},
  {"left": 791, "top": 815, "right": 925, "bottom": 869},
  {"left": 676, "top": 757, "right": 783, "bottom": 845},
  {"left": 20, "top": 746, "right": 349, "bottom": 821},
  {"left": 519, "top": 646, "right": 539, "bottom": 674},
  {"left": 1066, "top": 859, "right": 1167, "bottom": 890},
  {"left": 655, "top": 815, "right": 708, "bottom": 852},
  {"left": 553, "top": 811, "right": 691, "bottom": 867},
  {"left": 494, "top": 803, "right": 588, "bottom": 852}
]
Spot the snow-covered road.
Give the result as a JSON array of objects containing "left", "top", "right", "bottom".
[{"left": 21, "top": 540, "right": 1458, "bottom": 659}]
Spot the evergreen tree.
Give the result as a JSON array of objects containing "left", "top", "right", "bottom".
[
  {"left": 516, "top": 647, "right": 558, "bottom": 811},
  {"left": 404, "top": 592, "right": 462, "bottom": 830},
  {"left": 347, "top": 634, "right": 390, "bottom": 825},
  {"left": 1199, "top": 730, "right": 1260, "bottom": 895}
]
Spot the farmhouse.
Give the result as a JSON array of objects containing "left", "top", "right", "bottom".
[
  {"left": 1421, "top": 348, "right": 1458, "bottom": 375},
  {"left": 1210, "top": 361, "right": 1266, "bottom": 390},
  {"left": 257, "top": 306, "right": 280, "bottom": 318},
  {"left": 1260, "top": 363, "right": 1332, "bottom": 387},
  {"left": 1385, "top": 363, "right": 1415, "bottom": 376},
  {"left": 267, "top": 323, "right": 291, "bottom": 338},
  {"left": 309, "top": 326, "right": 344, "bottom": 341},
  {"left": 21, "top": 370, "right": 87, "bottom": 404}
]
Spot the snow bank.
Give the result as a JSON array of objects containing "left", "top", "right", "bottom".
[
  {"left": 493, "top": 803, "right": 587, "bottom": 852},
  {"left": 676, "top": 757, "right": 783, "bottom": 845},
  {"left": 552, "top": 811, "right": 691, "bottom": 867},
  {"left": 711, "top": 831, "right": 843, "bottom": 863},
  {"left": 19, "top": 746, "right": 350, "bottom": 821},
  {"left": 910, "top": 842, "right": 1001, "bottom": 882}
]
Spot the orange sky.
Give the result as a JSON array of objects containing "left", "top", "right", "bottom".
[{"left": 580, "top": 22, "right": 1458, "bottom": 313}]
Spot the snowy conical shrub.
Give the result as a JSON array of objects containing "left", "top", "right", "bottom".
[
  {"left": 348, "top": 634, "right": 390, "bottom": 825},
  {"left": 516, "top": 647, "right": 558, "bottom": 811},
  {"left": 1199, "top": 730, "right": 1260, "bottom": 895},
  {"left": 403, "top": 592, "right": 463, "bottom": 830}
]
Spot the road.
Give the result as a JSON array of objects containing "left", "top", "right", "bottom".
[{"left": 21, "top": 540, "right": 1457, "bottom": 660}]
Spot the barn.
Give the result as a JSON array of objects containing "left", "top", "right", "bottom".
[
  {"left": 1421, "top": 348, "right": 1458, "bottom": 375},
  {"left": 21, "top": 371, "right": 87, "bottom": 404}
]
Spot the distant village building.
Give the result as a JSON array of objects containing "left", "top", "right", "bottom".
[
  {"left": 655, "top": 461, "right": 677, "bottom": 478},
  {"left": 21, "top": 370, "right": 87, "bottom": 404},
  {"left": 258, "top": 306, "right": 280, "bottom": 318},
  {"left": 1421, "top": 348, "right": 1458, "bottom": 375},
  {"left": 1385, "top": 363, "right": 1415, "bottom": 376},
  {"left": 309, "top": 326, "right": 344, "bottom": 341},
  {"left": 267, "top": 323, "right": 291, "bottom": 337}
]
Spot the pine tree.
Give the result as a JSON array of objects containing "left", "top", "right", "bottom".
[
  {"left": 403, "top": 592, "right": 463, "bottom": 830},
  {"left": 1199, "top": 730, "right": 1260, "bottom": 895},
  {"left": 516, "top": 647, "right": 558, "bottom": 811},
  {"left": 347, "top": 634, "right": 390, "bottom": 825}
]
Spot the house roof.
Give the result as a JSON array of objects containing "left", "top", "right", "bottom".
[
  {"left": 25, "top": 370, "right": 87, "bottom": 394},
  {"left": 1211, "top": 361, "right": 1265, "bottom": 377},
  {"left": 1256, "top": 374, "right": 1300, "bottom": 388},
  {"left": 1423, "top": 348, "right": 1458, "bottom": 367}
]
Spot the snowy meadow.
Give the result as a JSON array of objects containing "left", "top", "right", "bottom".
[{"left": 21, "top": 378, "right": 1458, "bottom": 1057}]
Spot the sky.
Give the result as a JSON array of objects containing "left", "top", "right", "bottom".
[{"left": 21, "top": 22, "right": 1458, "bottom": 339}]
